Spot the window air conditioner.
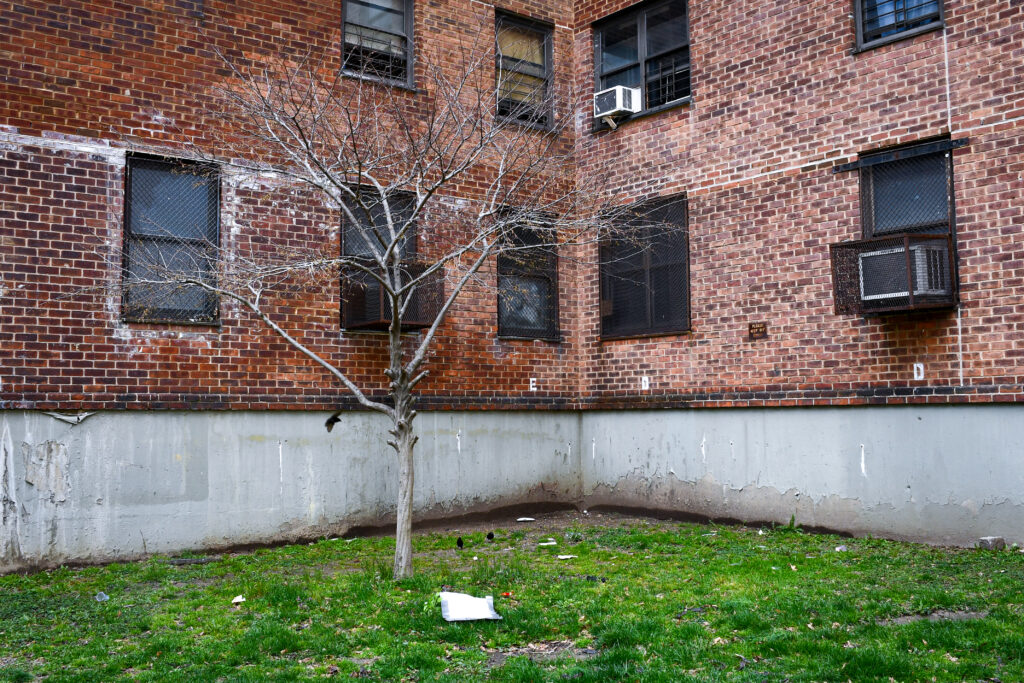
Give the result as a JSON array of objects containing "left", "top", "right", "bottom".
[
  {"left": 593, "top": 86, "right": 641, "bottom": 119},
  {"left": 858, "top": 242, "right": 951, "bottom": 301}
]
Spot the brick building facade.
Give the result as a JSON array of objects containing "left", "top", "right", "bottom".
[{"left": 1, "top": 0, "right": 1022, "bottom": 569}]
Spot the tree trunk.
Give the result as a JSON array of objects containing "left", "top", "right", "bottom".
[{"left": 392, "top": 409, "right": 416, "bottom": 579}]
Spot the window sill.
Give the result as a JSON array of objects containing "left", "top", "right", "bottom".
[
  {"left": 340, "top": 69, "right": 418, "bottom": 92},
  {"left": 591, "top": 96, "right": 692, "bottom": 134},
  {"left": 497, "top": 334, "right": 561, "bottom": 343},
  {"left": 600, "top": 328, "right": 691, "bottom": 342},
  {"left": 496, "top": 115, "right": 555, "bottom": 134},
  {"left": 853, "top": 21, "right": 943, "bottom": 54},
  {"left": 122, "top": 318, "right": 220, "bottom": 327}
]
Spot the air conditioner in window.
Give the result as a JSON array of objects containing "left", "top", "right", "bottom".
[
  {"left": 858, "top": 242, "right": 951, "bottom": 301},
  {"left": 593, "top": 86, "right": 641, "bottom": 120}
]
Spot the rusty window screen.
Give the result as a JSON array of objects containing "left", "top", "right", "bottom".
[
  {"left": 855, "top": 0, "right": 942, "bottom": 50},
  {"left": 600, "top": 196, "right": 689, "bottom": 338},
  {"left": 497, "top": 225, "right": 559, "bottom": 341},
  {"left": 343, "top": 0, "right": 414, "bottom": 86},
  {"left": 122, "top": 156, "right": 219, "bottom": 324},
  {"left": 496, "top": 14, "right": 553, "bottom": 129},
  {"left": 595, "top": 0, "right": 690, "bottom": 114},
  {"left": 862, "top": 149, "right": 951, "bottom": 237}
]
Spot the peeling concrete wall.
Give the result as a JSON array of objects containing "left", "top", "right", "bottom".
[
  {"left": 0, "top": 410, "right": 580, "bottom": 572},
  {"left": 580, "top": 405, "right": 1024, "bottom": 546},
  {"left": 3, "top": 405, "right": 1022, "bottom": 571}
]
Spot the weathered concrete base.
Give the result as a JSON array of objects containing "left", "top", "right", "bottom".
[{"left": 2, "top": 404, "right": 1022, "bottom": 571}]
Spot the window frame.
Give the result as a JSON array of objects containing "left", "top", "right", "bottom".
[
  {"left": 495, "top": 12, "right": 554, "bottom": 131},
  {"left": 341, "top": 0, "right": 415, "bottom": 88},
  {"left": 599, "top": 195, "right": 690, "bottom": 340},
  {"left": 496, "top": 223, "right": 560, "bottom": 342},
  {"left": 121, "top": 154, "right": 220, "bottom": 325},
  {"left": 592, "top": 0, "right": 691, "bottom": 125},
  {"left": 853, "top": 0, "right": 944, "bottom": 52}
]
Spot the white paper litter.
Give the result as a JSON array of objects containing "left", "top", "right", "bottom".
[
  {"left": 516, "top": 517, "right": 535, "bottom": 522},
  {"left": 538, "top": 541, "right": 557, "bottom": 547},
  {"left": 439, "top": 592, "right": 502, "bottom": 621},
  {"left": 557, "top": 555, "right": 578, "bottom": 560},
  {"left": 231, "top": 595, "right": 246, "bottom": 605}
]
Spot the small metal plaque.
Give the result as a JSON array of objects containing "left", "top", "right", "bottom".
[{"left": 748, "top": 322, "right": 767, "bottom": 340}]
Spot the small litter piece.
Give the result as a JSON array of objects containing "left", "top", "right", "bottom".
[
  {"left": 557, "top": 555, "right": 578, "bottom": 560},
  {"left": 516, "top": 517, "right": 535, "bottom": 522},
  {"left": 835, "top": 545, "right": 848, "bottom": 552},
  {"left": 231, "top": 595, "right": 246, "bottom": 605},
  {"left": 439, "top": 592, "right": 502, "bottom": 621},
  {"left": 94, "top": 592, "right": 109, "bottom": 602},
  {"left": 538, "top": 540, "right": 557, "bottom": 547}
]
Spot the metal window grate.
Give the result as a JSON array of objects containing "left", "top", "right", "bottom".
[
  {"left": 600, "top": 196, "right": 688, "bottom": 338},
  {"left": 122, "top": 157, "right": 219, "bottom": 323},
  {"left": 861, "top": 0, "right": 941, "bottom": 44},
  {"left": 862, "top": 150, "right": 950, "bottom": 237},
  {"left": 497, "top": 226, "right": 559, "bottom": 340},
  {"left": 830, "top": 234, "right": 956, "bottom": 314}
]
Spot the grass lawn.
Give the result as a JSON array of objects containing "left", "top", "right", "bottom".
[{"left": 1, "top": 511, "right": 1021, "bottom": 682}]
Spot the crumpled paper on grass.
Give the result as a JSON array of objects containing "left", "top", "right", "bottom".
[{"left": 439, "top": 591, "right": 502, "bottom": 621}]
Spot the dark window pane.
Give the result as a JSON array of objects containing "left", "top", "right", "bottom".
[
  {"left": 870, "top": 153, "right": 948, "bottom": 234},
  {"left": 600, "top": 16, "right": 638, "bottom": 72},
  {"left": 346, "top": 0, "right": 406, "bottom": 34},
  {"left": 646, "top": 0, "right": 687, "bottom": 54},
  {"left": 342, "top": 193, "right": 416, "bottom": 258},
  {"left": 601, "top": 65, "right": 642, "bottom": 91},
  {"left": 863, "top": 0, "right": 940, "bottom": 42},
  {"left": 129, "top": 161, "right": 217, "bottom": 240}
]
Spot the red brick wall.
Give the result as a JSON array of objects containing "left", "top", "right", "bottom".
[
  {"left": 571, "top": 0, "right": 1024, "bottom": 407},
  {"left": 0, "top": 0, "right": 578, "bottom": 411},
  {"left": 1, "top": 0, "right": 1021, "bottom": 412}
]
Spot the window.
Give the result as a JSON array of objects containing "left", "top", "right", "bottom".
[
  {"left": 497, "top": 224, "right": 559, "bottom": 340},
  {"left": 600, "top": 196, "right": 689, "bottom": 338},
  {"left": 122, "top": 156, "right": 219, "bottom": 323},
  {"left": 829, "top": 138, "right": 963, "bottom": 314},
  {"left": 594, "top": 0, "right": 690, "bottom": 117},
  {"left": 496, "top": 14, "right": 553, "bottom": 128},
  {"left": 855, "top": 0, "right": 943, "bottom": 51},
  {"left": 342, "top": 0, "right": 414, "bottom": 85},
  {"left": 340, "top": 191, "right": 442, "bottom": 330}
]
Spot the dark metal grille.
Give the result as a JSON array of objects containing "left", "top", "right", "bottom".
[
  {"left": 861, "top": 0, "right": 941, "bottom": 45},
  {"left": 830, "top": 234, "right": 956, "bottom": 314},
  {"left": 342, "top": 192, "right": 416, "bottom": 260},
  {"left": 343, "top": 0, "right": 411, "bottom": 83},
  {"left": 496, "top": 16, "right": 552, "bottom": 128},
  {"left": 645, "top": 46, "right": 690, "bottom": 109},
  {"left": 497, "top": 226, "right": 559, "bottom": 340},
  {"left": 122, "top": 157, "right": 219, "bottom": 323},
  {"left": 340, "top": 262, "right": 444, "bottom": 331},
  {"left": 862, "top": 150, "right": 950, "bottom": 237},
  {"left": 600, "top": 196, "right": 688, "bottom": 338},
  {"left": 596, "top": 0, "right": 689, "bottom": 116}
]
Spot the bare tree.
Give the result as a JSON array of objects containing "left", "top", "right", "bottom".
[{"left": 118, "top": 27, "right": 646, "bottom": 578}]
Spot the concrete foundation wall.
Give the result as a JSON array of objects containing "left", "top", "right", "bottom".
[{"left": 3, "top": 405, "right": 1021, "bottom": 571}]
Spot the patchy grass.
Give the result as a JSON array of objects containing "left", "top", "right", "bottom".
[{"left": 1, "top": 512, "right": 1022, "bottom": 681}]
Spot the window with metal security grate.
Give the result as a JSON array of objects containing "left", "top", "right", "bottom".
[
  {"left": 497, "top": 224, "right": 559, "bottom": 341},
  {"left": 122, "top": 156, "right": 220, "bottom": 324},
  {"left": 600, "top": 195, "right": 689, "bottom": 339}
]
